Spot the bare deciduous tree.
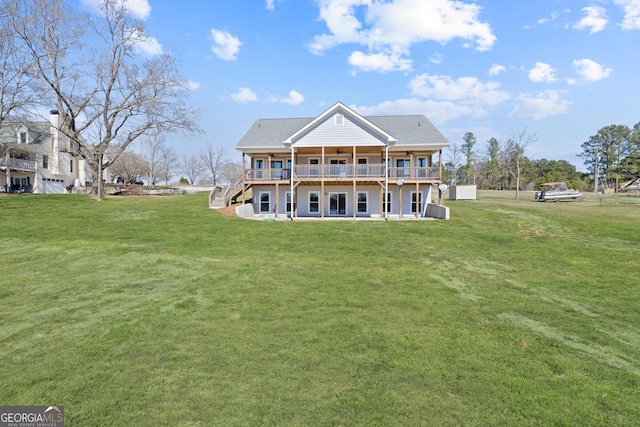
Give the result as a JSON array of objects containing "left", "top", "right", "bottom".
[
  {"left": 220, "top": 161, "right": 242, "bottom": 186},
  {"left": 0, "top": 0, "right": 36, "bottom": 124},
  {"left": 506, "top": 128, "right": 536, "bottom": 199},
  {"left": 107, "top": 147, "right": 146, "bottom": 184},
  {"left": 158, "top": 144, "right": 178, "bottom": 185},
  {"left": 446, "top": 143, "right": 462, "bottom": 186},
  {"left": 199, "top": 143, "right": 227, "bottom": 187},
  {"left": 140, "top": 134, "right": 166, "bottom": 186},
  {"left": 10, "top": 0, "right": 200, "bottom": 198},
  {"left": 1, "top": 0, "right": 39, "bottom": 188},
  {"left": 180, "top": 153, "right": 203, "bottom": 185}
]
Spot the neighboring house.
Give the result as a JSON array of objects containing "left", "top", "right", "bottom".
[
  {"left": 235, "top": 102, "right": 450, "bottom": 219},
  {"left": 0, "top": 110, "right": 90, "bottom": 194}
]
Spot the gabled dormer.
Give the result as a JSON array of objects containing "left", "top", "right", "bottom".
[
  {"left": 16, "top": 125, "right": 30, "bottom": 145},
  {"left": 283, "top": 102, "right": 397, "bottom": 149}
]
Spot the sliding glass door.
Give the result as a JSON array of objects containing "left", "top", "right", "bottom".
[{"left": 329, "top": 193, "right": 347, "bottom": 216}]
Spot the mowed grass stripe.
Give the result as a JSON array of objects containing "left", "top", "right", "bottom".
[{"left": 0, "top": 191, "right": 639, "bottom": 425}]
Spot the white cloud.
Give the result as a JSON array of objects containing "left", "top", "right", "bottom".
[
  {"left": 81, "top": 0, "right": 151, "bottom": 20},
  {"left": 230, "top": 88, "right": 258, "bottom": 103},
  {"left": 266, "top": 0, "right": 284, "bottom": 11},
  {"left": 613, "top": 0, "right": 640, "bottom": 30},
  {"left": 185, "top": 81, "right": 201, "bottom": 91},
  {"left": 348, "top": 49, "right": 413, "bottom": 73},
  {"left": 352, "top": 98, "right": 476, "bottom": 126},
  {"left": 572, "top": 59, "right": 612, "bottom": 82},
  {"left": 573, "top": 6, "right": 608, "bottom": 33},
  {"left": 308, "top": 0, "right": 496, "bottom": 72},
  {"left": 281, "top": 90, "right": 305, "bottom": 105},
  {"left": 523, "top": 11, "right": 560, "bottom": 29},
  {"left": 528, "top": 62, "right": 557, "bottom": 83},
  {"left": 508, "top": 90, "right": 570, "bottom": 120},
  {"left": 270, "top": 90, "right": 305, "bottom": 106},
  {"left": 132, "top": 34, "right": 163, "bottom": 56},
  {"left": 488, "top": 64, "right": 506, "bottom": 76},
  {"left": 352, "top": 73, "right": 510, "bottom": 125},
  {"left": 210, "top": 29, "right": 242, "bottom": 61},
  {"left": 409, "top": 74, "right": 510, "bottom": 106},
  {"left": 429, "top": 53, "right": 443, "bottom": 65}
]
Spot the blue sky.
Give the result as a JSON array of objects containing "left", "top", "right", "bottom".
[{"left": 79, "top": 0, "right": 640, "bottom": 171}]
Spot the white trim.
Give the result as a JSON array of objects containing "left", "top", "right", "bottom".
[
  {"left": 259, "top": 191, "right": 271, "bottom": 213},
  {"left": 384, "top": 191, "right": 392, "bottom": 215},
  {"left": 286, "top": 191, "right": 295, "bottom": 213},
  {"left": 309, "top": 191, "right": 320, "bottom": 213},
  {"left": 410, "top": 191, "right": 423, "bottom": 214},
  {"left": 356, "top": 191, "right": 368, "bottom": 214},
  {"left": 328, "top": 192, "right": 348, "bottom": 216},
  {"left": 284, "top": 102, "right": 397, "bottom": 146}
]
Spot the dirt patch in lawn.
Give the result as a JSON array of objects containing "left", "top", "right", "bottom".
[{"left": 217, "top": 203, "right": 240, "bottom": 217}]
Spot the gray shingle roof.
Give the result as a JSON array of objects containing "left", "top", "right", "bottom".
[
  {"left": 236, "top": 114, "right": 449, "bottom": 150},
  {"left": 0, "top": 121, "right": 51, "bottom": 146}
]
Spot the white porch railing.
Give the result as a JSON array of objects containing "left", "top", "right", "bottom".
[
  {"left": 245, "top": 165, "right": 439, "bottom": 181},
  {"left": 0, "top": 157, "right": 37, "bottom": 171}
]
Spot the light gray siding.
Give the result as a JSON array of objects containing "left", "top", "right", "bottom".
[{"left": 292, "top": 114, "right": 386, "bottom": 148}]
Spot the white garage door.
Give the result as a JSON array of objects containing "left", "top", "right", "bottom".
[{"left": 42, "top": 178, "right": 65, "bottom": 194}]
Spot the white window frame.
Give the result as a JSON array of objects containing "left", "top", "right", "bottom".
[
  {"left": 329, "top": 192, "right": 348, "bottom": 216},
  {"left": 254, "top": 159, "right": 266, "bottom": 179},
  {"left": 383, "top": 192, "right": 392, "bottom": 214},
  {"left": 335, "top": 114, "right": 344, "bottom": 125},
  {"left": 357, "top": 191, "right": 368, "bottom": 214},
  {"left": 396, "top": 158, "right": 410, "bottom": 178},
  {"left": 286, "top": 191, "right": 296, "bottom": 213},
  {"left": 309, "top": 158, "right": 320, "bottom": 176},
  {"left": 309, "top": 192, "right": 319, "bottom": 213},
  {"left": 411, "top": 191, "right": 423, "bottom": 213},
  {"left": 259, "top": 191, "right": 271, "bottom": 213},
  {"left": 42, "top": 154, "right": 49, "bottom": 170}
]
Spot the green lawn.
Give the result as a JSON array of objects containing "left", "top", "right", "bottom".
[{"left": 1, "top": 191, "right": 639, "bottom": 426}]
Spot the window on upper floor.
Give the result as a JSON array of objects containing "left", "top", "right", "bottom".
[
  {"left": 19, "top": 132, "right": 27, "bottom": 144},
  {"left": 42, "top": 155, "right": 49, "bottom": 169},
  {"left": 335, "top": 114, "right": 343, "bottom": 126}
]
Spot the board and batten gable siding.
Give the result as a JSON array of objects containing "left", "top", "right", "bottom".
[{"left": 291, "top": 114, "right": 387, "bottom": 148}]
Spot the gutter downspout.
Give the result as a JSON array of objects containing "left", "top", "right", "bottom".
[
  {"left": 290, "top": 147, "right": 294, "bottom": 220},
  {"left": 384, "top": 144, "right": 389, "bottom": 220}
]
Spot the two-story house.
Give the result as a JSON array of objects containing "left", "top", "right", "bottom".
[
  {"left": 1, "top": 110, "right": 90, "bottom": 194},
  {"left": 235, "top": 102, "right": 450, "bottom": 219}
]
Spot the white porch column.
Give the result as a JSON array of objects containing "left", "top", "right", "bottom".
[
  {"left": 290, "top": 147, "right": 295, "bottom": 220},
  {"left": 34, "top": 153, "right": 41, "bottom": 194},
  {"left": 415, "top": 182, "right": 420, "bottom": 219}
]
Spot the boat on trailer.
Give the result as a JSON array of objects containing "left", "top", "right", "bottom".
[{"left": 534, "top": 182, "right": 581, "bottom": 202}]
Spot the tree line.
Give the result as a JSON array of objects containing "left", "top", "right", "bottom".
[
  {"left": 445, "top": 121, "right": 640, "bottom": 194},
  {"left": 107, "top": 138, "right": 242, "bottom": 188}
]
